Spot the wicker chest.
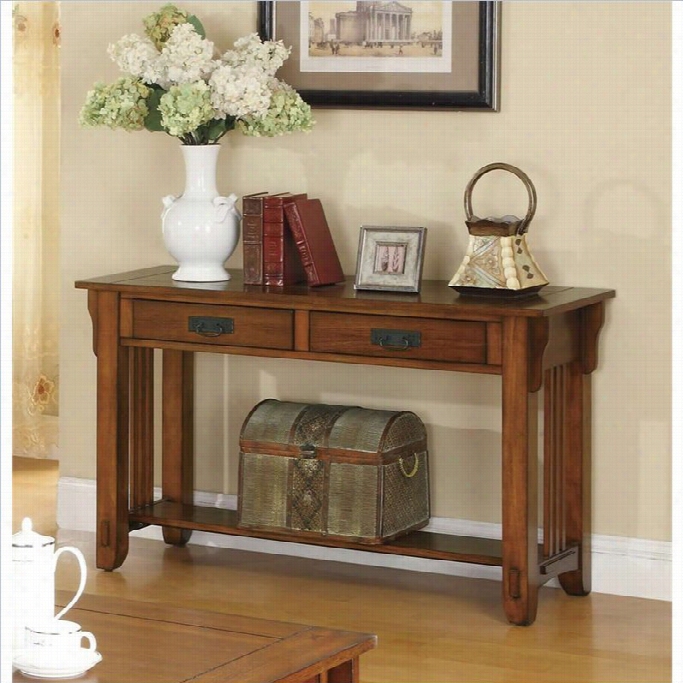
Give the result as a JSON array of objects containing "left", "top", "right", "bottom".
[{"left": 238, "top": 399, "right": 430, "bottom": 544}]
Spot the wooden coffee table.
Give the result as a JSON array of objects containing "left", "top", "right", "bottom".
[{"left": 13, "top": 591, "right": 376, "bottom": 683}]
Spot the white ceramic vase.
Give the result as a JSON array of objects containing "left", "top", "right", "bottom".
[{"left": 162, "top": 144, "right": 241, "bottom": 282}]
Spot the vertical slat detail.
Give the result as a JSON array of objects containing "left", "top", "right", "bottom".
[
  {"left": 162, "top": 349, "right": 195, "bottom": 546},
  {"left": 130, "top": 347, "right": 154, "bottom": 510},
  {"left": 543, "top": 365, "right": 573, "bottom": 558},
  {"left": 558, "top": 364, "right": 566, "bottom": 552},
  {"left": 543, "top": 368, "right": 553, "bottom": 559},
  {"left": 544, "top": 364, "right": 571, "bottom": 559},
  {"left": 553, "top": 365, "right": 561, "bottom": 555}
]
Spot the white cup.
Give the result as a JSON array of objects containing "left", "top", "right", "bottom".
[{"left": 25, "top": 619, "right": 97, "bottom": 653}]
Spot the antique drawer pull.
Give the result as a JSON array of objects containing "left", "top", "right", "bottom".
[
  {"left": 371, "top": 328, "right": 421, "bottom": 351},
  {"left": 188, "top": 316, "right": 234, "bottom": 337}
]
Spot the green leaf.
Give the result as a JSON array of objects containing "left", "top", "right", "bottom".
[
  {"left": 187, "top": 15, "right": 205, "bottom": 38},
  {"left": 144, "top": 89, "right": 165, "bottom": 132},
  {"left": 207, "top": 119, "right": 227, "bottom": 141},
  {"left": 144, "top": 109, "right": 164, "bottom": 133}
]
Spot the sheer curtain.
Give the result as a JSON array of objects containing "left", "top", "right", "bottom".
[{"left": 13, "top": 2, "right": 61, "bottom": 458}]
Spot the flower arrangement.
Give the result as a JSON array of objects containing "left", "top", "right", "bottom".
[{"left": 79, "top": 4, "right": 314, "bottom": 144}]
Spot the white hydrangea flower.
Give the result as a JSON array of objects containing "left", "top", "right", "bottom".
[
  {"left": 156, "top": 23, "right": 219, "bottom": 87},
  {"left": 209, "top": 63, "right": 272, "bottom": 120},
  {"left": 237, "top": 78, "right": 314, "bottom": 137},
  {"left": 108, "top": 34, "right": 162, "bottom": 85},
  {"left": 222, "top": 33, "right": 290, "bottom": 77},
  {"left": 82, "top": 10, "right": 315, "bottom": 143}
]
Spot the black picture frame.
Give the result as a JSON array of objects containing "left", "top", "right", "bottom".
[{"left": 258, "top": 1, "right": 500, "bottom": 111}]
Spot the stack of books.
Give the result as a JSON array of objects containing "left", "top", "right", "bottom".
[{"left": 241, "top": 192, "right": 345, "bottom": 287}]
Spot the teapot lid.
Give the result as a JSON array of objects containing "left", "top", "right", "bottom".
[{"left": 12, "top": 518, "right": 54, "bottom": 548}]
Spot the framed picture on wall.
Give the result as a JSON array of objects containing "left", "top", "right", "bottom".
[
  {"left": 354, "top": 226, "right": 427, "bottom": 292},
  {"left": 258, "top": 1, "right": 500, "bottom": 110}
]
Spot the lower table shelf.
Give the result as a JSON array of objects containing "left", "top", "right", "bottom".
[
  {"left": 129, "top": 501, "right": 505, "bottom": 566},
  {"left": 129, "top": 502, "right": 579, "bottom": 580}
]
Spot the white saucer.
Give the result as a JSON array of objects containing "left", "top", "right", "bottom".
[{"left": 13, "top": 648, "right": 102, "bottom": 680}]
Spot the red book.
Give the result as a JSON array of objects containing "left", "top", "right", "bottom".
[
  {"left": 262, "top": 193, "right": 307, "bottom": 287},
  {"left": 241, "top": 191, "right": 269, "bottom": 285},
  {"left": 284, "top": 198, "right": 345, "bottom": 287}
]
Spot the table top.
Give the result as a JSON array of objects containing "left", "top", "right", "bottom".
[
  {"left": 13, "top": 591, "right": 376, "bottom": 683},
  {"left": 76, "top": 266, "right": 615, "bottom": 319}
]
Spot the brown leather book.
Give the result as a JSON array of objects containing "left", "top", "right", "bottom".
[
  {"left": 241, "top": 191, "right": 269, "bottom": 285},
  {"left": 263, "top": 193, "right": 307, "bottom": 286},
  {"left": 284, "top": 198, "right": 345, "bottom": 287}
]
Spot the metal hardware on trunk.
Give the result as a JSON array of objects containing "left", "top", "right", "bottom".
[
  {"left": 299, "top": 444, "right": 317, "bottom": 459},
  {"left": 188, "top": 316, "right": 234, "bottom": 337},
  {"left": 399, "top": 453, "right": 420, "bottom": 478},
  {"left": 370, "top": 329, "right": 421, "bottom": 351}
]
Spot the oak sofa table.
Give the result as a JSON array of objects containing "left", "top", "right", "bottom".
[
  {"left": 13, "top": 591, "right": 375, "bottom": 682},
  {"left": 76, "top": 267, "right": 615, "bottom": 626}
]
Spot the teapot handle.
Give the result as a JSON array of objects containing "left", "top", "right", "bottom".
[
  {"left": 464, "top": 162, "right": 537, "bottom": 234},
  {"left": 53, "top": 546, "right": 87, "bottom": 620}
]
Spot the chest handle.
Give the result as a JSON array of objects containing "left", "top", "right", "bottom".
[{"left": 399, "top": 453, "right": 420, "bottom": 478}]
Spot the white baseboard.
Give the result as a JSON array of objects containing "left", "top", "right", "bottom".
[{"left": 57, "top": 477, "right": 671, "bottom": 602}]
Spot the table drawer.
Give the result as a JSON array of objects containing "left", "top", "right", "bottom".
[
  {"left": 131, "top": 301, "right": 294, "bottom": 349},
  {"left": 309, "top": 313, "right": 487, "bottom": 364}
]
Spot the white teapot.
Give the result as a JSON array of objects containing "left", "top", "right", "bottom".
[{"left": 12, "top": 518, "right": 87, "bottom": 650}]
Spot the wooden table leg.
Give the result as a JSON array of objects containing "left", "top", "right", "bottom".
[
  {"left": 92, "top": 291, "right": 130, "bottom": 571},
  {"left": 557, "top": 302, "right": 603, "bottom": 594},
  {"left": 162, "top": 349, "right": 194, "bottom": 546},
  {"left": 558, "top": 361, "right": 592, "bottom": 595},
  {"left": 501, "top": 316, "right": 540, "bottom": 625}
]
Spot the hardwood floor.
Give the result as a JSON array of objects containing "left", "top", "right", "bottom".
[{"left": 12, "top": 457, "right": 672, "bottom": 683}]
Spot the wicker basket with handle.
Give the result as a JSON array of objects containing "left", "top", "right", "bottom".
[{"left": 449, "top": 162, "right": 549, "bottom": 295}]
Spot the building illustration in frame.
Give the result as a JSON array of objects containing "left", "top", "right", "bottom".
[
  {"left": 301, "top": 1, "right": 452, "bottom": 73},
  {"left": 335, "top": 1, "right": 414, "bottom": 45}
]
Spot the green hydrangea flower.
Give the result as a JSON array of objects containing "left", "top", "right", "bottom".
[
  {"left": 143, "top": 4, "right": 188, "bottom": 50},
  {"left": 79, "top": 77, "right": 150, "bottom": 131},
  {"left": 237, "top": 82, "right": 314, "bottom": 138},
  {"left": 81, "top": 7, "right": 314, "bottom": 143},
  {"left": 158, "top": 81, "right": 216, "bottom": 140}
]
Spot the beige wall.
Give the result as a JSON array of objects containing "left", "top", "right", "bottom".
[{"left": 59, "top": 2, "right": 672, "bottom": 542}]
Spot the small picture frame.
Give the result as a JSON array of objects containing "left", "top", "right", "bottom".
[{"left": 354, "top": 226, "right": 427, "bottom": 293}]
